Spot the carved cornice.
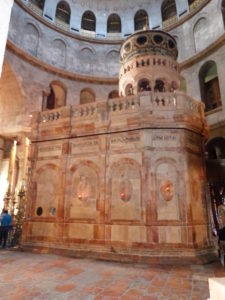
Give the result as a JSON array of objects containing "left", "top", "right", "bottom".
[
  {"left": 180, "top": 34, "right": 225, "bottom": 70},
  {"left": 6, "top": 40, "right": 118, "bottom": 85}
]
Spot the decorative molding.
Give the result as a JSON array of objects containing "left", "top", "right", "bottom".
[
  {"left": 6, "top": 40, "right": 118, "bottom": 85},
  {"left": 180, "top": 33, "right": 225, "bottom": 70}
]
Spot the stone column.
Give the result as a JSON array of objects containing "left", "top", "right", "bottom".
[
  {"left": 0, "top": 0, "right": 14, "bottom": 77},
  {"left": 0, "top": 137, "right": 4, "bottom": 162},
  {"left": 5, "top": 139, "right": 17, "bottom": 213}
]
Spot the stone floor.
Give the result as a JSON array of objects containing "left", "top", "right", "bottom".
[{"left": 0, "top": 250, "right": 224, "bottom": 300}]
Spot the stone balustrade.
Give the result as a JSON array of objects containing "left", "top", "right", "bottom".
[
  {"left": 72, "top": 102, "right": 98, "bottom": 118},
  {"left": 38, "top": 92, "right": 204, "bottom": 125},
  {"left": 40, "top": 106, "right": 70, "bottom": 123},
  {"left": 108, "top": 96, "right": 140, "bottom": 113}
]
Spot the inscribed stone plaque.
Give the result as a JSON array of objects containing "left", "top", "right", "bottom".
[
  {"left": 152, "top": 133, "right": 178, "bottom": 147},
  {"left": 38, "top": 144, "right": 62, "bottom": 158},
  {"left": 71, "top": 139, "right": 99, "bottom": 154},
  {"left": 110, "top": 133, "right": 140, "bottom": 150}
]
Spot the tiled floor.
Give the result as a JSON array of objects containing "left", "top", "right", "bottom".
[{"left": 0, "top": 250, "right": 224, "bottom": 300}]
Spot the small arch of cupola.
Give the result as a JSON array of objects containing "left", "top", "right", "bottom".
[
  {"left": 80, "top": 88, "right": 95, "bottom": 104},
  {"left": 134, "top": 10, "right": 149, "bottom": 31},
  {"left": 55, "top": 1, "right": 71, "bottom": 25},
  {"left": 81, "top": 11, "right": 96, "bottom": 32},
  {"left": 161, "top": 0, "right": 177, "bottom": 24},
  {"left": 107, "top": 14, "right": 121, "bottom": 33}
]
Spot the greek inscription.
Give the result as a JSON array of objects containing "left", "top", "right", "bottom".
[
  {"left": 111, "top": 136, "right": 140, "bottom": 144},
  {"left": 152, "top": 135, "right": 176, "bottom": 141},
  {"left": 72, "top": 140, "right": 98, "bottom": 148},
  {"left": 39, "top": 145, "right": 62, "bottom": 152}
]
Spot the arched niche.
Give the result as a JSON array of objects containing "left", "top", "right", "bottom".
[
  {"left": 51, "top": 39, "right": 66, "bottom": 67},
  {"left": 138, "top": 78, "right": 151, "bottom": 92},
  {"left": 161, "top": 0, "right": 177, "bottom": 23},
  {"left": 79, "top": 48, "right": 94, "bottom": 74},
  {"left": 134, "top": 10, "right": 148, "bottom": 31},
  {"left": 193, "top": 17, "right": 208, "bottom": 52},
  {"left": 35, "top": 164, "right": 62, "bottom": 218},
  {"left": 81, "top": 11, "right": 96, "bottom": 32},
  {"left": 108, "top": 90, "right": 119, "bottom": 99},
  {"left": 55, "top": 1, "right": 71, "bottom": 24},
  {"left": 69, "top": 161, "right": 99, "bottom": 220},
  {"left": 80, "top": 88, "right": 95, "bottom": 104},
  {"left": 23, "top": 23, "right": 39, "bottom": 56},
  {"left": 199, "top": 61, "right": 221, "bottom": 112},
  {"left": 155, "top": 160, "right": 180, "bottom": 221},
  {"left": 43, "top": 81, "right": 67, "bottom": 111},
  {"left": 106, "top": 50, "right": 120, "bottom": 76},
  {"left": 107, "top": 14, "right": 121, "bottom": 33},
  {"left": 107, "top": 159, "right": 142, "bottom": 222}
]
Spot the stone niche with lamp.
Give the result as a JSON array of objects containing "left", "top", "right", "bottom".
[{"left": 22, "top": 30, "right": 216, "bottom": 264}]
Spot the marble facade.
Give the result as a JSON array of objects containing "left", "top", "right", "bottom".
[{"left": 21, "top": 30, "right": 215, "bottom": 263}]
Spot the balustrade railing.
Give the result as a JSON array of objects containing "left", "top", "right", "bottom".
[
  {"left": 72, "top": 102, "right": 98, "bottom": 118},
  {"left": 108, "top": 96, "right": 140, "bottom": 113},
  {"left": 38, "top": 92, "right": 203, "bottom": 125},
  {"left": 40, "top": 106, "right": 69, "bottom": 123}
]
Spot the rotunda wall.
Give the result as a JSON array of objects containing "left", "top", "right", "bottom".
[{"left": 8, "top": 0, "right": 224, "bottom": 78}]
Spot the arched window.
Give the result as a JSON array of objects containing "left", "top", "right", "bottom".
[
  {"left": 80, "top": 88, "right": 95, "bottom": 104},
  {"left": 134, "top": 10, "right": 148, "bottom": 31},
  {"left": 199, "top": 61, "right": 222, "bottom": 112},
  {"left": 138, "top": 79, "right": 151, "bottom": 92},
  {"left": 108, "top": 90, "right": 119, "bottom": 99},
  {"left": 161, "top": 0, "right": 177, "bottom": 22},
  {"left": 222, "top": 0, "right": 225, "bottom": 28},
  {"left": 81, "top": 11, "right": 96, "bottom": 32},
  {"left": 154, "top": 80, "right": 165, "bottom": 92},
  {"left": 55, "top": 1, "right": 71, "bottom": 24},
  {"left": 107, "top": 14, "right": 121, "bottom": 33},
  {"left": 30, "top": 0, "right": 45, "bottom": 9}
]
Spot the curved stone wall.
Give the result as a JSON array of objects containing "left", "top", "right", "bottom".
[
  {"left": 20, "top": 0, "right": 210, "bottom": 39},
  {"left": 5, "top": 0, "right": 225, "bottom": 136},
  {"left": 8, "top": 0, "right": 225, "bottom": 78}
]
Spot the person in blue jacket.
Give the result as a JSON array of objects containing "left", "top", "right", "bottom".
[{"left": 0, "top": 209, "right": 12, "bottom": 248}]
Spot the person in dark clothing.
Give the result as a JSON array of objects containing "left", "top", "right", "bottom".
[{"left": 0, "top": 209, "right": 12, "bottom": 248}]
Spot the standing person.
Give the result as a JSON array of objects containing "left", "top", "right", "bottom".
[{"left": 0, "top": 209, "right": 12, "bottom": 248}]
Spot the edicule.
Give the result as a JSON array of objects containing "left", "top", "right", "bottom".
[{"left": 22, "top": 29, "right": 215, "bottom": 263}]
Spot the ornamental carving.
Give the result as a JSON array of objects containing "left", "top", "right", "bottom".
[
  {"left": 119, "top": 176, "right": 133, "bottom": 202},
  {"left": 159, "top": 179, "right": 174, "bottom": 202}
]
